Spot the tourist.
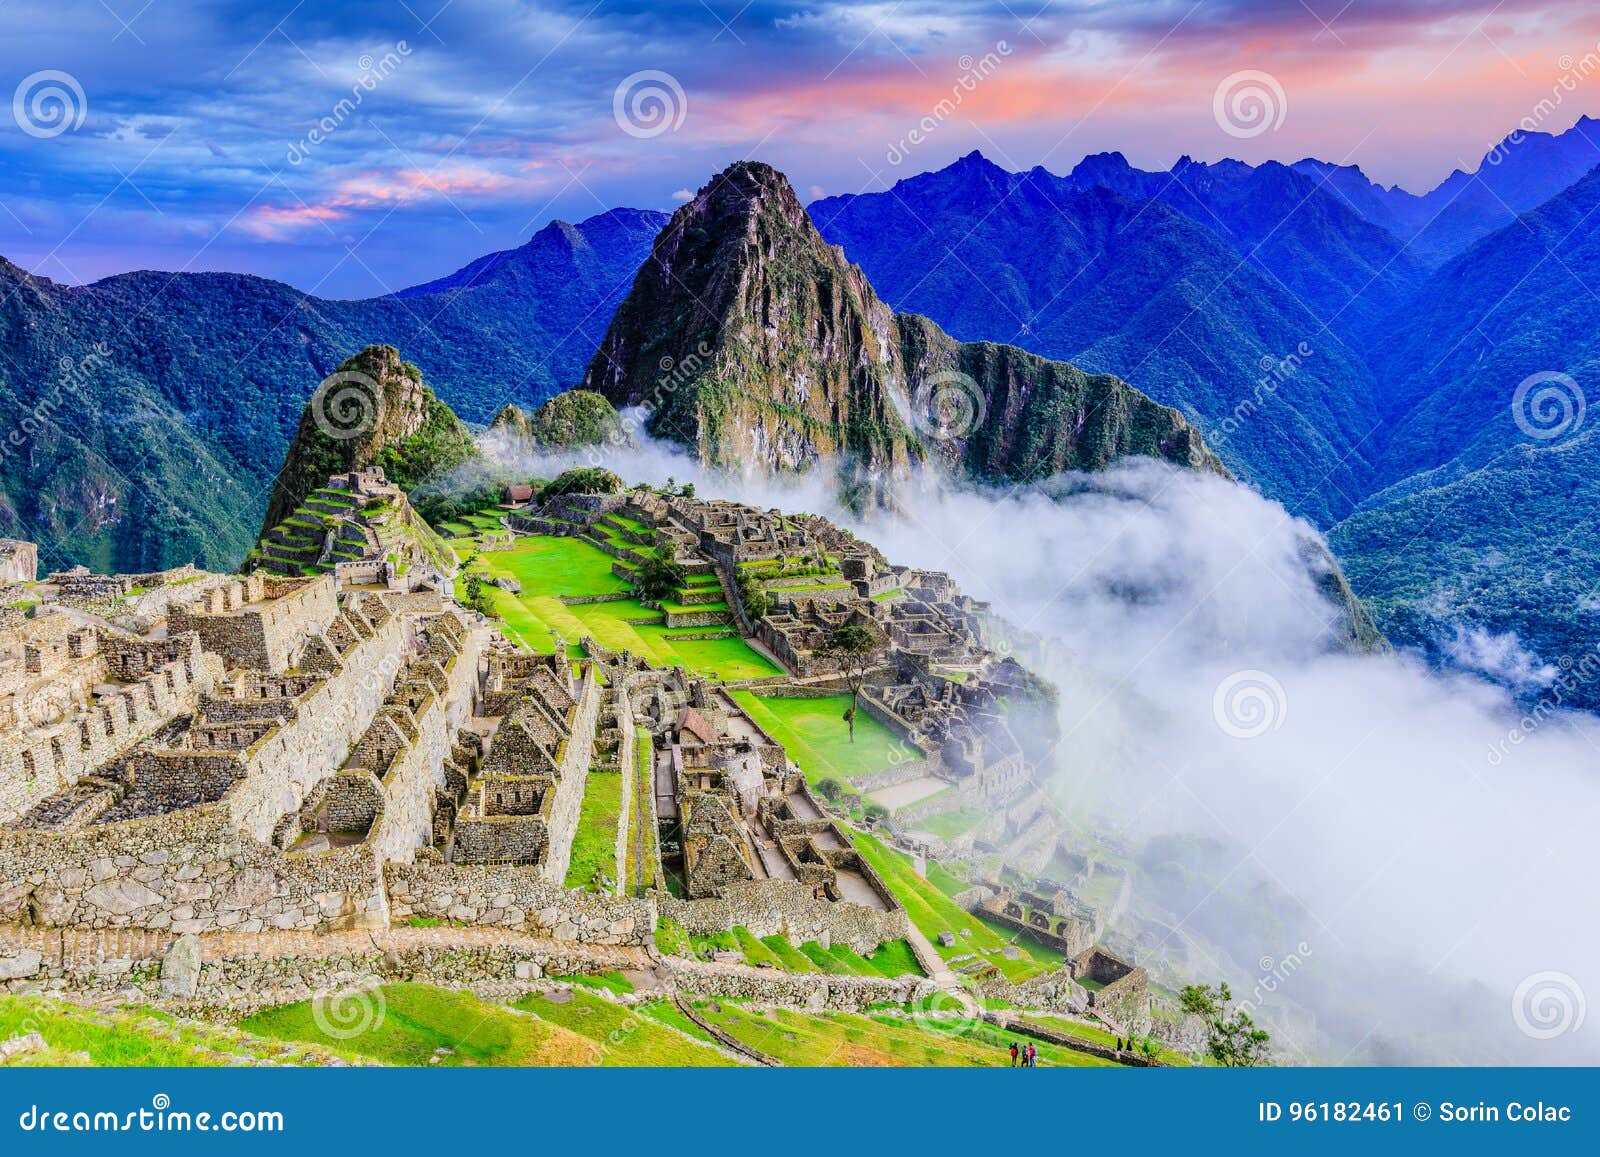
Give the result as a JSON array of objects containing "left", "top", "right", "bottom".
[
  {"left": 1026, "top": 1042, "right": 1037, "bottom": 1068},
  {"left": 1009, "top": 1042, "right": 1019, "bottom": 1067}
]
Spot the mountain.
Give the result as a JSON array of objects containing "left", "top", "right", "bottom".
[
  {"left": 488, "top": 390, "right": 626, "bottom": 447},
  {"left": 809, "top": 153, "right": 1387, "bottom": 524},
  {"left": 582, "top": 161, "right": 1221, "bottom": 501},
  {"left": 1330, "top": 432, "right": 1600, "bottom": 703},
  {"left": 1365, "top": 166, "right": 1600, "bottom": 487},
  {"left": 0, "top": 209, "right": 662, "bottom": 572},
  {"left": 1294, "top": 115, "right": 1600, "bottom": 265},
  {"left": 1054, "top": 151, "right": 1427, "bottom": 343},
  {"left": 1320, "top": 168, "right": 1600, "bottom": 695}
]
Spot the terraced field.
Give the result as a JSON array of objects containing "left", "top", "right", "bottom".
[
  {"left": 462, "top": 534, "right": 782, "bottom": 678},
  {"left": 849, "top": 830, "right": 1067, "bottom": 983},
  {"left": 729, "top": 692, "right": 904, "bottom": 786}
]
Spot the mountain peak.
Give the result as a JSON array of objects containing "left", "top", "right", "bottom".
[{"left": 583, "top": 160, "right": 1221, "bottom": 500}]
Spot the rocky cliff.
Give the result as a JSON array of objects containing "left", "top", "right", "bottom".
[{"left": 582, "top": 162, "right": 1223, "bottom": 501}]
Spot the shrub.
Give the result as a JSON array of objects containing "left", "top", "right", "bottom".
[{"left": 538, "top": 467, "right": 623, "bottom": 503}]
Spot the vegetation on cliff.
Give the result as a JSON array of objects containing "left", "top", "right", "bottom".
[{"left": 489, "top": 390, "right": 626, "bottom": 448}]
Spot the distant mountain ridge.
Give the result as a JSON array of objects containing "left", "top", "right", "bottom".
[
  {"left": 0, "top": 208, "right": 662, "bottom": 572},
  {"left": 807, "top": 122, "right": 1600, "bottom": 701}
]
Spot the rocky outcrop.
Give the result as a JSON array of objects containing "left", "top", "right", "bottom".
[{"left": 582, "top": 162, "right": 1223, "bottom": 502}]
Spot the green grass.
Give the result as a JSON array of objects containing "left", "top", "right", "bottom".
[
  {"left": 0, "top": 996, "right": 351, "bottom": 1067},
  {"left": 549, "top": 971, "right": 635, "bottom": 996},
  {"left": 849, "top": 831, "right": 1063, "bottom": 982},
  {"left": 624, "top": 726, "right": 659, "bottom": 893},
  {"left": 240, "top": 983, "right": 601, "bottom": 1066},
  {"left": 565, "top": 769, "right": 624, "bottom": 890},
  {"left": 731, "top": 692, "right": 903, "bottom": 783},
  {"left": 635, "top": 999, "right": 724, "bottom": 1048},
  {"left": 510, "top": 989, "right": 738, "bottom": 1066},
  {"left": 914, "top": 808, "right": 988, "bottom": 842},
  {"left": 477, "top": 535, "right": 631, "bottom": 599},
  {"left": 465, "top": 535, "right": 783, "bottom": 678},
  {"left": 694, "top": 1004, "right": 1118, "bottom": 1067},
  {"left": 761, "top": 935, "right": 822, "bottom": 972}
]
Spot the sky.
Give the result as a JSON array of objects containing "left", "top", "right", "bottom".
[{"left": 1, "top": 0, "right": 1598, "bottom": 295}]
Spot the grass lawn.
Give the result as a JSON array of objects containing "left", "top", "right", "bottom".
[
  {"left": 694, "top": 1004, "right": 1118, "bottom": 1067},
  {"left": 565, "top": 769, "right": 624, "bottom": 890},
  {"left": 484, "top": 535, "right": 631, "bottom": 597},
  {"left": 634, "top": 999, "right": 725, "bottom": 1048},
  {"left": 849, "top": 831, "right": 1065, "bottom": 982},
  {"left": 624, "top": 726, "right": 659, "bottom": 893},
  {"left": 0, "top": 997, "right": 353, "bottom": 1067},
  {"left": 914, "top": 807, "right": 988, "bottom": 842},
  {"left": 467, "top": 535, "right": 784, "bottom": 679},
  {"left": 511, "top": 989, "right": 736, "bottom": 1067},
  {"left": 730, "top": 692, "right": 902, "bottom": 785},
  {"left": 240, "top": 983, "right": 599, "bottom": 1066}
]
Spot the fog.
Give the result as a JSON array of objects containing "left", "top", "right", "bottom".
[{"left": 480, "top": 426, "right": 1599, "bottom": 1064}]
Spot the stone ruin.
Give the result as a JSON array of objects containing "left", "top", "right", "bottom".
[{"left": 255, "top": 467, "right": 452, "bottom": 592}]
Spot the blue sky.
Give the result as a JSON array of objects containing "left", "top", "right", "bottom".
[{"left": 1, "top": 0, "right": 1595, "bottom": 295}]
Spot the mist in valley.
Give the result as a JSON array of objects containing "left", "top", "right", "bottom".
[{"left": 465, "top": 423, "right": 1600, "bottom": 1065}]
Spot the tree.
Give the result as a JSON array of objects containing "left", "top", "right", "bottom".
[
  {"left": 818, "top": 623, "right": 884, "bottom": 743},
  {"left": 735, "top": 570, "right": 772, "bottom": 620},
  {"left": 460, "top": 552, "right": 494, "bottom": 617},
  {"left": 1179, "top": 982, "right": 1271, "bottom": 1067},
  {"left": 634, "top": 552, "right": 686, "bottom": 601}
]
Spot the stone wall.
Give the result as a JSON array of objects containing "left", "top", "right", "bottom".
[
  {"left": 0, "top": 633, "right": 224, "bottom": 825},
  {"left": 0, "top": 802, "right": 387, "bottom": 933},
  {"left": 168, "top": 576, "right": 337, "bottom": 673},
  {"left": 658, "top": 879, "right": 909, "bottom": 956},
  {"left": 223, "top": 611, "right": 409, "bottom": 842},
  {"left": 0, "top": 925, "right": 642, "bottom": 1020},
  {"left": 361, "top": 625, "right": 480, "bottom": 863},
  {"left": 537, "top": 665, "right": 602, "bottom": 885},
  {"left": 384, "top": 862, "right": 654, "bottom": 946},
  {"left": 672, "top": 959, "right": 917, "bottom": 1009}
]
